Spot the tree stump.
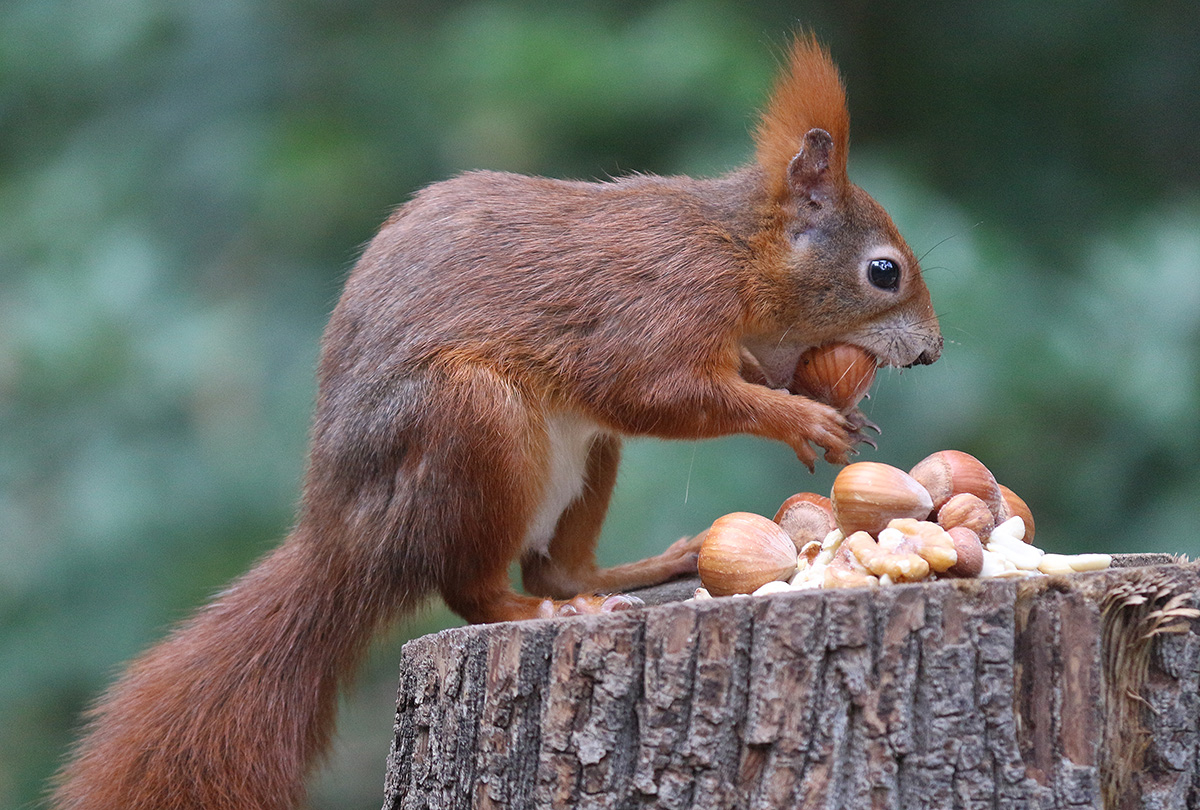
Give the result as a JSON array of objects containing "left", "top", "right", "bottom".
[{"left": 381, "top": 557, "right": 1200, "bottom": 809}]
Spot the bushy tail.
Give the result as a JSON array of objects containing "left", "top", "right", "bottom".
[{"left": 52, "top": 527, "right": 406, "bottom": 810}]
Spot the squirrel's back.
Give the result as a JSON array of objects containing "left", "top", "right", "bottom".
[{"left": 319, "top": 167, "right": 772, "bottom": 402}]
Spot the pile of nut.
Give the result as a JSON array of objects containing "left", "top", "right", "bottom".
[
  {"left": 693, "top": 450, "right": 1113, "bottom": 599},
  {"left": 694, "top": 342, "right": 1112, "bottom": 600}
]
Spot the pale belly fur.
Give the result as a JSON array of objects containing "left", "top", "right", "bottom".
[{"left": 521, "top": 412, "right": 606, "bottom": 555}]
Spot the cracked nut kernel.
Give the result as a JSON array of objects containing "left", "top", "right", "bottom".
[
  {"left": 823, "top": 536, "right": 880, "bottom": 588},
  {"left": 823, "top": 565, "right": 879, "bottom": 589},
  {"left": 846, "top": 529, "right": 931, "bottom": 582},
  {"left": 882, "top": 518, "right": 959, "bottom": 572}
]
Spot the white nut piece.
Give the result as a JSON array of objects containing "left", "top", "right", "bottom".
[
  {"left": 789, "top": 566, "right": 825, "bottom": 590},
  {"left": 796, "top": 539, "right": 822, "bottom": 570},
  {"left": 692, "top": 587, "right": 713, "bottom": 600},
  {"left": 821, "top": 528, "right": 845, "bottom": 551},
  {"left": 1038, "top": 553, "right": 1076, "bottom": 575},
  {"left": 1067, "top": 553, "right": 1112, "bottom": 572},
  {"left": 991, "top": 515, "right": 1027, "bottom": 543},
  {"left": 991, "top": 568, "right": 1042, "bottom": 578},
  {"left": 752, "top": 580, "right": 795, "bottom": 597},
  {"left": 987, "top": 531, "right": 1043, "bottom": 571},
  {"left": 978, "top": 549, "right": 1010, "bottom": 578},
  {"left": 810, "top": 528, "right": 845, "bottom": 568}
]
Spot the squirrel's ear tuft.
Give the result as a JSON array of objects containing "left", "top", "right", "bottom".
[{"left": 755, "top": 32, "right": 850, "bottom": 203}]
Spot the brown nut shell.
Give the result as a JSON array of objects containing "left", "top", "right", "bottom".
[
  {"left": 791, "top": 343, "right": 877, "bottom": 412},
  {"left": 773, "top": 492, "right": 836, "bottom": 552},
  {"left": 944, "top": 526, "right": 984, "bottom": 578},
  {"left": 831, "top": 462, "right": 934, "bottom": 537},
  {"left": 936, "top": 492, "right": 995, "bottom": 537},
  {"left": 997, "top": 485, "right": 1036, "bottom": 544},
  {"left": 909, "top": 450, "right": 1004, "bottom": 518},
  {"left": 697, "top": 512, "right": 798, "bottom": 596}
]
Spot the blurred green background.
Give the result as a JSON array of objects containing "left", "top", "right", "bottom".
[{"left": 2, "top": 1, "right": 1198, "bottom": 807}]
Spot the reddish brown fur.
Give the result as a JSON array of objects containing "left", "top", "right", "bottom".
[
  {"left": 53, "top": 35, "right": 941, "bottom": 810},
  {"left": 755, "top": 34, "right": 851, "bottom": 202}
]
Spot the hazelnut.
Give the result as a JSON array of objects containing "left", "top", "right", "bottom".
[
  {"left": 791, "top": 343, "right": 877, "bottom": 412},
  {"left": 773, "top": 492, "right": 836, "bottom": 552},
  {"left": 830, "top": 462, "right": 934, "bottom": 536},
  {"left": 697, "top": 512, "right": 799, "bottom": 596},
  {"left": 997, "top": 484, "right": 1035, "bottom": 544},
  {"left": 943, "top": 526, "right": 984, "bottom": 578},
  {"left": 909, "top": 450, "right": 1004, "bottom": 518},
  {"left": 936, "top": 492, "right": 995, "bottom": 537}
]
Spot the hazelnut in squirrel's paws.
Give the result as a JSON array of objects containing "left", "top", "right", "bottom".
[
  {"left": 791, "top": 343, "right": 877, "bottom": 413},
  {"left": 787, "top": 343, "right": 886, "bottom": 461}
]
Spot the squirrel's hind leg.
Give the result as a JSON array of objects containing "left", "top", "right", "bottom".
[
  {"left": 426, "top": 371, "right": 645, "bottom": 623},
  {"left": 520, "top": 434, "right": 700, "bottom": 601}
]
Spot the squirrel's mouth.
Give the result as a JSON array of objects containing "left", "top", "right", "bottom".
[
  {"left": 739, "top": 341, "right": 882, "bottom": 395},
  {"left": 837, "top": 316, "right": 943, "bottom": 370}
]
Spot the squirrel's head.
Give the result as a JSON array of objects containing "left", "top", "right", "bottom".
[{"left": 747, "top": 34, "right": 941, "bottom": 382}]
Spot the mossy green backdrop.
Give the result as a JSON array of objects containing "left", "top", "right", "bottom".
[{"left": 3, "top": 2, "right": 1198, "bottom": 807}]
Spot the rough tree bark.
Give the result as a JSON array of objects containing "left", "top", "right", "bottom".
[{"left": 382, "top": 557, "right": 1200, "bottom": 809}]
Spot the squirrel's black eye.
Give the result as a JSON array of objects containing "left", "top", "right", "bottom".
[{"left": 867, "top": 258, "right": 900, "bottom": 291}]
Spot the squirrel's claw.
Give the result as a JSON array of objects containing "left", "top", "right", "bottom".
[
  {"left": 600, "top": 594, "right": 644, "bottom": 612},
  {"left": 794, "top": 441, "right": 819, "bottom": 473},
  {"left": 843, "top": 408, "right": 881, "bottom": 450},
  {"left": 845, "top": 408, "right": 882, "bottom": 436},
  {"left": 858, "top": 435, "right": 878, "bottom": 451}
]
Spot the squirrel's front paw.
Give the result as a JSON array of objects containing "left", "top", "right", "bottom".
[{"left": 796, "top": 403, "right": 858, "bottom": 469}]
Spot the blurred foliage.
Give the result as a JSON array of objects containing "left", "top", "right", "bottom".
[{"left": 2, "top": 1, "right": 1198, "bottom": 808}]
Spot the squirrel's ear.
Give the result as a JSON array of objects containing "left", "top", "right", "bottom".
[{"left": 786, "top": 128, "right": 838, "bottom": 206}]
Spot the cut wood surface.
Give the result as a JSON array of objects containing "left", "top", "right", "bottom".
[{"left": 382, "top": 557, "right": 1200, "bottom": 809}]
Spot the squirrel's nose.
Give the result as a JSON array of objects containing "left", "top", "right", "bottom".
[{"left": 907, "top": 336, "right": 942, "bottom": 367}]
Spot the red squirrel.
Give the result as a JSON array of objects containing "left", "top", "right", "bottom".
[{"left": 53, "top": 35, "right": 941, "bottom": 810}]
